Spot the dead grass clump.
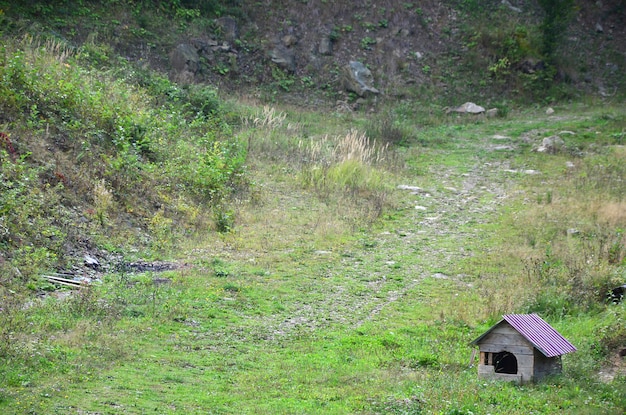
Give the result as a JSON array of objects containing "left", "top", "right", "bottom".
[
  {"left": 595, "top": 201, "right": 626, "bottom": 226},
  {"left": 93, "top": 179, "right": 114, "bottom": 226},
  {"left": 22, "top": 35, "right": 73, "bottom": 64},
  {"left": 247, "top": 106, "right": 287, "bottom": 129},
  {"left": 300, "top": 129, "right": 388, "bottom": 167},
  {"left": 296, "top": 129, "right": 391, "bottom": 222},
  {"left": 335, "top": 129, "right": 388, "bottom": 165}
]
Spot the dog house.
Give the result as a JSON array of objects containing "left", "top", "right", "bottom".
[{"left": 470, "top": 313, "right": 576, "bottom": 383}]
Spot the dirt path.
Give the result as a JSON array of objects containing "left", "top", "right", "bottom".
[{"left": 222, "top": 138, "right": 523, "bottom": 341}]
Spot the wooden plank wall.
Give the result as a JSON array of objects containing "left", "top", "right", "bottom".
[
  {"left": 533, "top": 348, "right": 562, "bottom": 380},
  {"left": 476, "top": 323, "right": 536, "bottom": 382}
]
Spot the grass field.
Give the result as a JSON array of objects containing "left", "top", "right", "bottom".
[{"left": 1, "top": 98, "right": 625, "bottom": 414}]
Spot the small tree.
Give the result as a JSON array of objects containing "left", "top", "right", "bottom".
[{"left": 538, "top": 0, "right": 576, "bottom": 62}]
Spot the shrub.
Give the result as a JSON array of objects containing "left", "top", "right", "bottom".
[
  {"left": 214, "top": 205, "right": 235, "bottom": 233},
  {"left": 365, "top": 113, "right": 407, "bottom": 145},
  {"left": 537, "top": 0, "right": 575, "bottom": 61},
  {"left": 181, "top": 84, "right": 221, "bottom": 117}
]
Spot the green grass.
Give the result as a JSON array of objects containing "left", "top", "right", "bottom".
[
  {"left": 3, "top": 102, "right": 626, "bottom": 413},
  {"left": 0, "top": 4, "right": 625, "bottom": 414}
]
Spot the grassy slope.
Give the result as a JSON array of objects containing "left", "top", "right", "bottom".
[
  {"left": 0, "top": 2, "right": 625, "bottom": 414},
  {"left": 2, "top": 103, "right": 626, "bottom": 414}
]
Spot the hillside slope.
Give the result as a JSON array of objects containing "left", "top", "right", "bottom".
[
  {"left": 0, "top": 2, "right": 625, "bottom": 414},
  {"left": 1, "top": 0, "right": 624, "bottom": 108}
]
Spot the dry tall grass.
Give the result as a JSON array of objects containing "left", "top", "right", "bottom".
[
  {"left": 247, "top": 105, "right": 287, "bottom": 129},
  {"left": 300, "top": 129, "right": 388, "bottom": 166},
  {"left": 93, "top": 179, "right": 113, "bottom": 226},
  {"left": 22, "top": 35, "right": 73, "bottom": 63},
  {"left": 335, "top": 129, "right": 388, "bottom": 164},
  {"left": 471, "top": 153, "right": 626, "bottom": 319}
]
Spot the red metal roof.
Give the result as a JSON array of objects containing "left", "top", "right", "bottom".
[{"left": 472, "top": 313, "right": 577, "bottom": 357}]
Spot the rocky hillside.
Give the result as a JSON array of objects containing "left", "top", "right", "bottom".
[
  {"left": 1, "top": 0, "right": 624, "bottom": 109},
  {"left": 0, "top": 0, "right": 624, "bottom": 281}
]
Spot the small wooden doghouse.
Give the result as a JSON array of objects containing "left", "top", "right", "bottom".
[{"left": 470, "top": 313, "right": 576, "bottom": 384}]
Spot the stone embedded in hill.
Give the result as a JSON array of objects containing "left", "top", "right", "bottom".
[
  {"left": 342, "top": 61, "right": 380, "bottom": 97},
  {"left": 318, "top": 36, "right": 333, "bottom": 56},
  {"left": 282, "top": 34, "right": 298, "bottom": 47},
  {"left": 269, "top": 44, "right": 296, "bottom": 73},
  {"left": 170, "top": 40, "right": 238, "bottom": 82},
  {"left": 519, "top": 58, "right": 545, "bottom": 74},
  {"left": 170, "top": 43, "right": 200, "bottom": 75},
  {"left": 216, "top": 16, "right": 239, "bottom": 43}
]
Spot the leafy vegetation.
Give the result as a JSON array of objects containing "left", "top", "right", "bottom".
[
  {"left": 0, "top": 36, "right": 246, "bottom": 278},
  {"left": 0, "top": 1, "right": 625, "bottom": 414}
]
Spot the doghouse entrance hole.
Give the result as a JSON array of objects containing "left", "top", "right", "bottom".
[{"left": 494, "top": 352, "right": 518, "bottom": 374}]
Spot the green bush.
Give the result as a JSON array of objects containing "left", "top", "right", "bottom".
[
  {"left": 538, "top": 0, "right": 575, "bottom": 60},
  {"left": 0, "top": 154, "right": 67, "bottom": 280},
  {"left": 181, "top": 84, "right": 222, "bottom": 117}
]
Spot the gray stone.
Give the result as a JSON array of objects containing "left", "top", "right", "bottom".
[
  {"left": 501, "top": 0, "right": 522, "bottom": 12},
  {"left": 282, "top": 34, "right": 298, "bottom": 47},
  {"left": 170, "top": 43, "right": 200, "bottom": 74},
  {"left": 448, "top": 102, "right": 485, "bottom": 114},
  {"left": 342, "top": 61, "right": 380, "bottom": 97},
  {"left": 567, "top": 228, "right": 580, "bottom": 236},
  {"left": 84, "top": 254, "right": 100, "bottom": 269},
  {"left": 392, "top": 27, "right": 411, "bottom": 37},
  {"left": 269, "top": 45, "right": 296, "bottom": 73},
  {"left": 536, "top": 135, "right": 565, "bottom": 154},
  {"left": 397, "top": 185, "right": 423, "bottom": 192},
  {"left": 486, "top": 108, "right": 498, "bottom": 117},
  {"left": 319, "top": 36, "right": 333, "bottom": 55},
  {"left": 216, "top": 16, "right": 239, "bottom": 42}
]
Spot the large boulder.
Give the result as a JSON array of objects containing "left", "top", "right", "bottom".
[
  {"left": 269, "top": 45, "right": 296, "bottom": 73},
  {"left": 342, "top": 61, "right": 380, "bottom": 97},
  {"left": 170, "top": 43, "right": 200, "bottom": 74},
  {"left": 215, "top": 16, "right": 239, "bottom": 43}
]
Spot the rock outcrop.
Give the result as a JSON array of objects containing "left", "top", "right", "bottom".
[{"left": 342, "top": 61, "right": 380, "bottom": 97}]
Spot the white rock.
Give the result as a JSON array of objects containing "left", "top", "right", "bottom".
[
  {"left": 397, "top": 184, "right": 423, "bottom": 192},
  {"left": 84, "top": 254, "right": 99, "bottom": 267},
  {"left": 538, "top": 135, "right": 565, "bottom": 154},
  {"left": 450, "top": 102, "right": 485, "bottom": 114}
]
